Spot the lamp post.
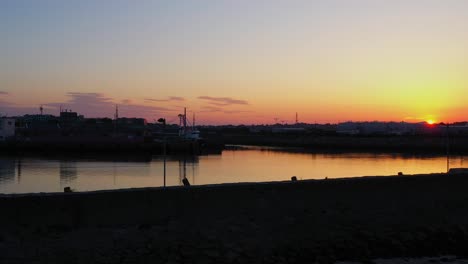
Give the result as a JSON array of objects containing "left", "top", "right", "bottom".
[
  {"left": 163, "top": 136, "right": 166, "bottom": 187},
  {"left": 445, "top": 123, "right": 450, "bottom": 173},
  {"left": 158, "top": 118, "right": 167, "bottom": 187}
]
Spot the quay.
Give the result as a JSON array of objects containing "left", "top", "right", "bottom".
[{"left": 1, "top": 172, "right": 468, "bottom": 263}]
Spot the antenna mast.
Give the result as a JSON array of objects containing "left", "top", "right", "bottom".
[
  {"left": 114, "top": 105, "right": 119, "bottom": 133},
  {"left": 115, "top": 104, "right": 119, "bottom": 120},
  {"left": 184, "top": 107, "right": 187, "bottom": 132},
  {"left": 193, "top": 112, "right": 195, "bottom": 128}
]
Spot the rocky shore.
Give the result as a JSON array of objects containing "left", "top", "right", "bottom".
[{"left": 1, "top": 172, "right": 468, "bottom": 263}]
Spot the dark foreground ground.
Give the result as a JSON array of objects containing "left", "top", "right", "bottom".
[{"left": 1, "top": 173, "right": 468, "bottom": 263}]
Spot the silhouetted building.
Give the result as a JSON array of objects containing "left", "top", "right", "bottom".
[
  {"left": 337, "top": 122, "right": 426, "bottom": 135},
  {"left": 60, "top": 111, "right": 80, "bottom": 122},
  {"left": 446, "top": 124, "right": 468, "bottom": 135},
  {"left": 0, "top": 159, "right": 16, "bottom": 184},
  {"left": 20, "top": 114, "right": 55, "bottom": 123},
  {"left": 15, "top": 115, "right": 60, "bottom": 137},
  {"left": 0, "top": 118, "right": 15, "bottom": 141},
  {"left": 116, "top": 118, "right": 148, "bottom": 137},
  {"left": 271, "top": 127, "right": 306, "bottom": 134},
  {"left": 117, "top": 118, "right": 147, "bottom": 126}
]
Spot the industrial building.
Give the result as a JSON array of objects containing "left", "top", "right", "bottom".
[{"left": 0, "top": 118, "right": 15, "bottom": 141}]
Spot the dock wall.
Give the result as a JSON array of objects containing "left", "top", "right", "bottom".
[{"left": 1, "top": 173, "right": 468, "bottom": 263}]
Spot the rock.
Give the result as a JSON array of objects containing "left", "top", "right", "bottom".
[{"left": 182, "top": 178, "right": 190, "bottom": 186}]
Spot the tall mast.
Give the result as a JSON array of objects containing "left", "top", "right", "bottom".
[
  {"left": 115, "top": 104, "right": 119, "bottom": 120},
  {"left": 114, "top": 105, "right": 119, "bottom": 133},
  {"left": 193, "top": 112, "right": 195, "bottom": 128},
  {"left": 184, "top": 107, "right": 187, "bottom": 132}
]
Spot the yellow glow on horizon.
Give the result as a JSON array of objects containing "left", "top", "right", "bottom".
[{"left": 426, "top": 119, "right": 436, "bottom": 125}]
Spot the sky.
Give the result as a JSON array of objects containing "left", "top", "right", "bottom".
[{"left": 1, "top": 0, "right": 467, "bottom": 125}]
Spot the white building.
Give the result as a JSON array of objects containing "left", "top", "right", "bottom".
[{"left": 0, "top": 118, "right": 15, "bottom": 141}]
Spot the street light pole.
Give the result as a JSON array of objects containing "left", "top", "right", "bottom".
[
  {"left": 157, "top": 117, "right": 167, "bottom": 187},
  {"left": 446, "top": 123, "right": 450, "bottom": 173},
  {"left": 163, "top": 137, "right": 166, "bottom": 188}
]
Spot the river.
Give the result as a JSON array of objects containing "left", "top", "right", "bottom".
[{"left": 0, "top": 145, "right": 466, "bottom": 194}]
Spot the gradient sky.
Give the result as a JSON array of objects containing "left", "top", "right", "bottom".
[{"left": 1, "top": 0, "right": 467, "bottom": 125}]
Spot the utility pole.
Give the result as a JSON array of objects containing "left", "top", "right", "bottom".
[
  {"left": 184, "top": 107, "right": 187, "bottom": 132},
  {"left": 295, "top": 112, "right": 298, "bottom": 124},
  {"left": 193, "top": 112, "right": 195, "bottom": 128},
  {"left": 163, "top": 137, "right": 166, "bottom": 188},
  {"left": 114, "top": 105, "right": 119, "bottom": 134},
  {"left": 446, "top": 123, "right": 450, "bottom": 173},
  {"left": 158, "top": 117, "right": 167, "bottom": 187},
  {"left": 115, "top": 104, "right": 119, "bottom": 120}
]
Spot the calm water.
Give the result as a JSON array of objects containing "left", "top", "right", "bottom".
[{"left": 0, "top": 146, "right": 466, "bottom": 194}]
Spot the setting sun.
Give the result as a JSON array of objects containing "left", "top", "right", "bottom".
[{"left": 427, "top": 119, "right": 436, "bottom": 125}]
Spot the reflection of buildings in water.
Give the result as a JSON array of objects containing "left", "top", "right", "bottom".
[
  {"left": 448, "top": 155, "right": 468, "bottom": 170},
  {"left": 17, "top": 159, "right": 22, "bottom": 183},
  {"left": 113, "top": 163, "right": 117, "bottom": 185},
  {"left": 60, "top": 161, "right": 78, "bottom": 186},
  {"left": 178, "top": 156, "right": 199, "bottom": 185},
  {"left": 0, "top": 158, "right": 16, "bottom": 184}
]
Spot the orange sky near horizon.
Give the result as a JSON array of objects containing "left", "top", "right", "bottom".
[{"left": 1, "top": 1, "right": 467, "bottom": 125}]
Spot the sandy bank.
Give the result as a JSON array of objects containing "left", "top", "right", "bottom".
[{"left": 1, "top": 173, "right": 468, "bottom": 263}]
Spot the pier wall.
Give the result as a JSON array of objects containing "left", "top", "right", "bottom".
[
  {"left": 1, "top": 173, "right": 468, "bottom": 263},
  {"left": 223, "top": 134, "right": 468, "bottom": 153}
]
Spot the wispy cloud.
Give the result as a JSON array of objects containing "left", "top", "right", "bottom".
[
  {"left": 200, "top": 106, "right": 223, "bottom": 112},
  {"left": 0, "top": 92, "right": 178, "bottom": 118},
  {"left": 169, "top": 96, "right": 185, "bottom": 101},
  {"left": 44, "top": 92, "right": 174, "bottom": 118},
  {"left": 0, "top": 99, "right": 41, "bottom": 116},
  {"left": 145, "top": 96, "right": 185, "bottom": 102},
  {"left": 200, "top": 106, "right": 252, "bottom": 114},
  {"left": 198, "top": 96, "right": 249, "bottom": 106},
  {"left": 0, "top": 92, "right": 9, "bottom": 109}
]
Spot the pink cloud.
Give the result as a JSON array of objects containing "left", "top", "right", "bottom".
[
  {"left": 198, "top": 96, "right": 249, "bottom": 106},
  {"left": 145, "top": 96, "right": 185, "bottom": 102}
]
